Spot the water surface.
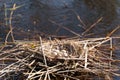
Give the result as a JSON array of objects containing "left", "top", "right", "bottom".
[{"left": 0, "top": 0, "right": 120, "bottom": 39}]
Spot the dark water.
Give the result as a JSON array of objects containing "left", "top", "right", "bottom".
[
  {"left": 29, "top": 0, "right": 120, "bottom": 37},
  {"left": 0, "top": 0, "right": 120, "bottom": 39}
]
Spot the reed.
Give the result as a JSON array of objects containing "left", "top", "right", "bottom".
[{"left": 0, "top": 37, "right": 119, "bottom": 80}]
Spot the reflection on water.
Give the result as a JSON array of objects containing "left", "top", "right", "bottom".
[
  {"left": 0, "top": 0, "right": 119, "bottom": 39},
  {"left": 29, "top": 0, "right": 119, "bottom": 37},
  {"left": 84, "top": 0, "right": 117, "bottom": 23},
  {"left": 29, "top": 0, "right": 83, "bottom": 36}
]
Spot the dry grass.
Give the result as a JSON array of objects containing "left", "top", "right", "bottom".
[{"left": 0, "top": 37, "right": 119, "bottom": 80}]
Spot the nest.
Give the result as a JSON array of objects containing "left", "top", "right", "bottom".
[{"left": 0, "top": 37, "right": 120, "bottom": 80}]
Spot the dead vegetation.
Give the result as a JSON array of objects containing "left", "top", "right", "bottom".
[
  {"left": 0, "top": 37, "right": 119, "bottom": 80},
  {"left": 0, "top": 2, "right": 120, "bottom": 80}
]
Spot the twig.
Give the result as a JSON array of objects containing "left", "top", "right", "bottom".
[
  {"left": 109, "top": 38, "right": 113, "bottom": 66},
  {"left": 49, "top": 19, "right": 82, "bottom": 37},
  {"left": 72, "top": 10, "right": 86, "bottom": 29},
  {"left": 82, "top": 17, "right": 103, "bottom": 35},
  {"left": 39, "top": 37, "right": 47, "bottom": 66},
  {"left": 8, "top": 4, "right": 16, "bottom": 43},
  {"left": 84, "top": 41, "right": 88, "bottom": 69},
  {"left": 106, "top": 26, "right": 120, "bottom": 37}
]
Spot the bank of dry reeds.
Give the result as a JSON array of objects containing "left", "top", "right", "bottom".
[{"left": 0, "top": 37, "right": 119, "bottom": 80}]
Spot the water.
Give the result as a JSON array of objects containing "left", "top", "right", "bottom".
[
  {"left": 28, "top": 0, "right": 119, "bottom": 37},
  {"left": 0, "top": 0, "right": 120, "bottom": 39}
]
